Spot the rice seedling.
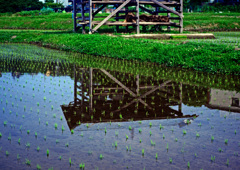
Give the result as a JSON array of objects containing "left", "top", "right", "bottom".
[
  {"left": 226, "top": 159, "right": 229, "bottom": 166},
  {"left": 69, "top": 157, "right": 72, "bottom": 165},
  {"left": 6, "top": 151, "right": 9, "bottom": 156},
  {"left": 4, "top": 121, "right": 7, "bottom": 126},
  {"left": 71, "top": 129, "right": 74, "bottom": 134},
  {"left": 126, "top": 135, "right": 128, "bottom": 140},
  {"left": 188, "top": 162, "right": 190, "bottom": 168},
  {"left": 35, "top": 132, "right": 37, "bottom": 137},
  {"left": 47, "top": 149, "right": 49, "bottom": 156},
  {"left": 99, "top": 154, "right": 103, "bottom": 160},
  {"left": 159, "top": 124, "right": 164, "bottom": 130},
  {"left": 196, "top": 132, "right": 200, "bottom": 137},
  {"left": 54, "top": 123, "right": 58, "bottom": 129},
  {"left": 37, "top": 146, "right": 40, "bottom": 152},
  {"left": 183, "top": 130, "right": 187, "bottom": 135},
  {"left": 142, "top": 149, "right": 144, "bottom": 156},
  {"left": 129, "top": 126, "right": 132, "bottom": 130},
  {"left": 218, "top": 148, "right": 223, "bottom": 152},
  {"left": 151, "top": 140, "right": 156, "bottom": 146},
  {"left": 25, "top": 142, "right": 30, "bottom": 148},
  {"left": 163, "top": 134, "right": 165, "bottom": 139},
  {"left": 37, "top": 164, "right": 41, "bottom": 170},
  {"left": 79, "top": 163, "right": 85, "bottom": 169},
  {"left": 149, "top": 131, "right": 152, "bottom": 136},
  {"left": 169, "top": 157, "right": 172, "bottom": 164},
  {"left": 59, "top": 156, "right": 62, "bottom": 160},
  {"left": 17, "top": 154, "right": 20, "bottom": 160},
  {"left": 27, "top": 130, "right": 30, "bottom": 134},
  {"left": 225, "top": 139, "right": 228, "bottom": 144},
  {"left": 8, "top": 134, "right": 11, "bottom": 141},
  {"left": 211, "top": 155, "right": 215, "bottom": 162},
  {"left": 44, "top": 136, "right": 47, "bottom": 141},
  {"left": 25, "top": 159, "right": 31, "bottom": 165},
  {"left": 211, "top": 136, "right": 214, "bottom": 141},
  {"left": 0, "top": 133, "right": 2, "bottom": 138}
]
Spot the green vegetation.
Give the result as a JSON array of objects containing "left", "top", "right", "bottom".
[
  {"left": 0, "top": 12, "right": 239, "bottom": 32},
  {"left": 0, "top": 30, "right": 239, "bottom": 75}
]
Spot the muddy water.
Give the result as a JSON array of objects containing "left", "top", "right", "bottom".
[{"left": 0, "top": 44, "right": 239, "bottom": 170}]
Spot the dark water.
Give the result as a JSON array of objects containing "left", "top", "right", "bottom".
[{"left": 0, "top": 44, "right": 239, "bottom": 170}]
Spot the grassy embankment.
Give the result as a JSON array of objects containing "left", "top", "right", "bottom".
[
  {"left": 0, "top": 29, "right": 239, "bottom": 74},
  {"left": 0, "top": 12, "right": 239, "bottom": 74}
]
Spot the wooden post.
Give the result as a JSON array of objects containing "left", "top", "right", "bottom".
[
  {"left": 179, "top": 82, "right": 182, "bottom": 113},
  {"left": 136, "top": 74, "right": 139, "bottom": 96},
  {"left": 136, "top": 0, "right": 140, "bottom": 34},
  {"left": 74, "top": 65, "right": 77, "bottom": 105},
  {"left": 179, "top": 0, "right": 183, "bottom": 33},
  {"left": 89, "top": 0, "right": 93, "bottom": 34},
  {"left": 89, "top": 68, "right": 93, "bottom": 114},
  {"left": 167, "top": 0, "right": 171, "bottom": 31},
  {"left": 73, "top": 0, "right": 77, "bottom": 32},
  {"left": 116, "top": 4, "right": 119, "bottom": 32},
  {"left": 81, "top": 1, "right": 86, "bottom": 34},
  {"left": 125, "top": 4, "right": 129, "bottom": 33}
]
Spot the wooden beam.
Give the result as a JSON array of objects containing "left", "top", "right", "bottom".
[
  {"left": 139, "top": 5, "right": 154, "bottom": 15},
  {"left": 92, "top": 0, "right": 131, "bottom": 32},
  {"left": 93, "top": 4, "right": 107, "bottom": 17},
  {"left": 150, "top": 0, "right": 183, "bottom": 18}
]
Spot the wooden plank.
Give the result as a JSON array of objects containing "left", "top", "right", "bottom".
[
  {"left": 92, "top": 0, "right": 131, "bottom": 32},
  {"left": 78, "top": 21, "right": 180, "bottom": 27},
  {"left": 139, "top": 5, "right": 155, "bottom": 15},
  {"left": 150, "top": 0, "right": 183, "bottom": 18},
  {"left": 89, "top": 1, "right": 180, "bottom": 5},
  {"left": 93, "top": 4, "right": 107, "bottom": 17}
]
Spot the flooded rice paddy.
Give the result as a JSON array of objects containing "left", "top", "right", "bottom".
[{"left": 0, "top": 44, "right": 239, "bottom": 169}]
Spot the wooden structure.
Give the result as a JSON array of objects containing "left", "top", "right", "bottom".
[
  {"left": 61, "top": 66, "right": 199, "bottom": 130},
  {"left": 73, "top": 0, "right": 183, "bottom": 34}
]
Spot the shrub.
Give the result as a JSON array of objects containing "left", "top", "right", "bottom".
[
  {"left": 40, "top": 7, "right": 54, "bottom": 15},
  {"left": 16, "top": 10, "right": 40, "bottom": 16}
]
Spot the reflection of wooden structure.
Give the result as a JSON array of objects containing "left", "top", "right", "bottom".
[
  {"left": 73, "top": 0, "right": 183, "bottom": 33},
  {"left": 61, "top": 66, "right": 197, "bottom": 130}
]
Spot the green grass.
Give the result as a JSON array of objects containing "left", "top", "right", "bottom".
[{"left": 1, "top": 29, "right": 238, "bottom": 75}]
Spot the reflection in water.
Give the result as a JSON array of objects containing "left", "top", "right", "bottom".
[
  {"left": 61, "top": 66, "right": 198, "bottom": 130},
  {"left": 206, "top": 88, "right": 240, "bottom": 113}
]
